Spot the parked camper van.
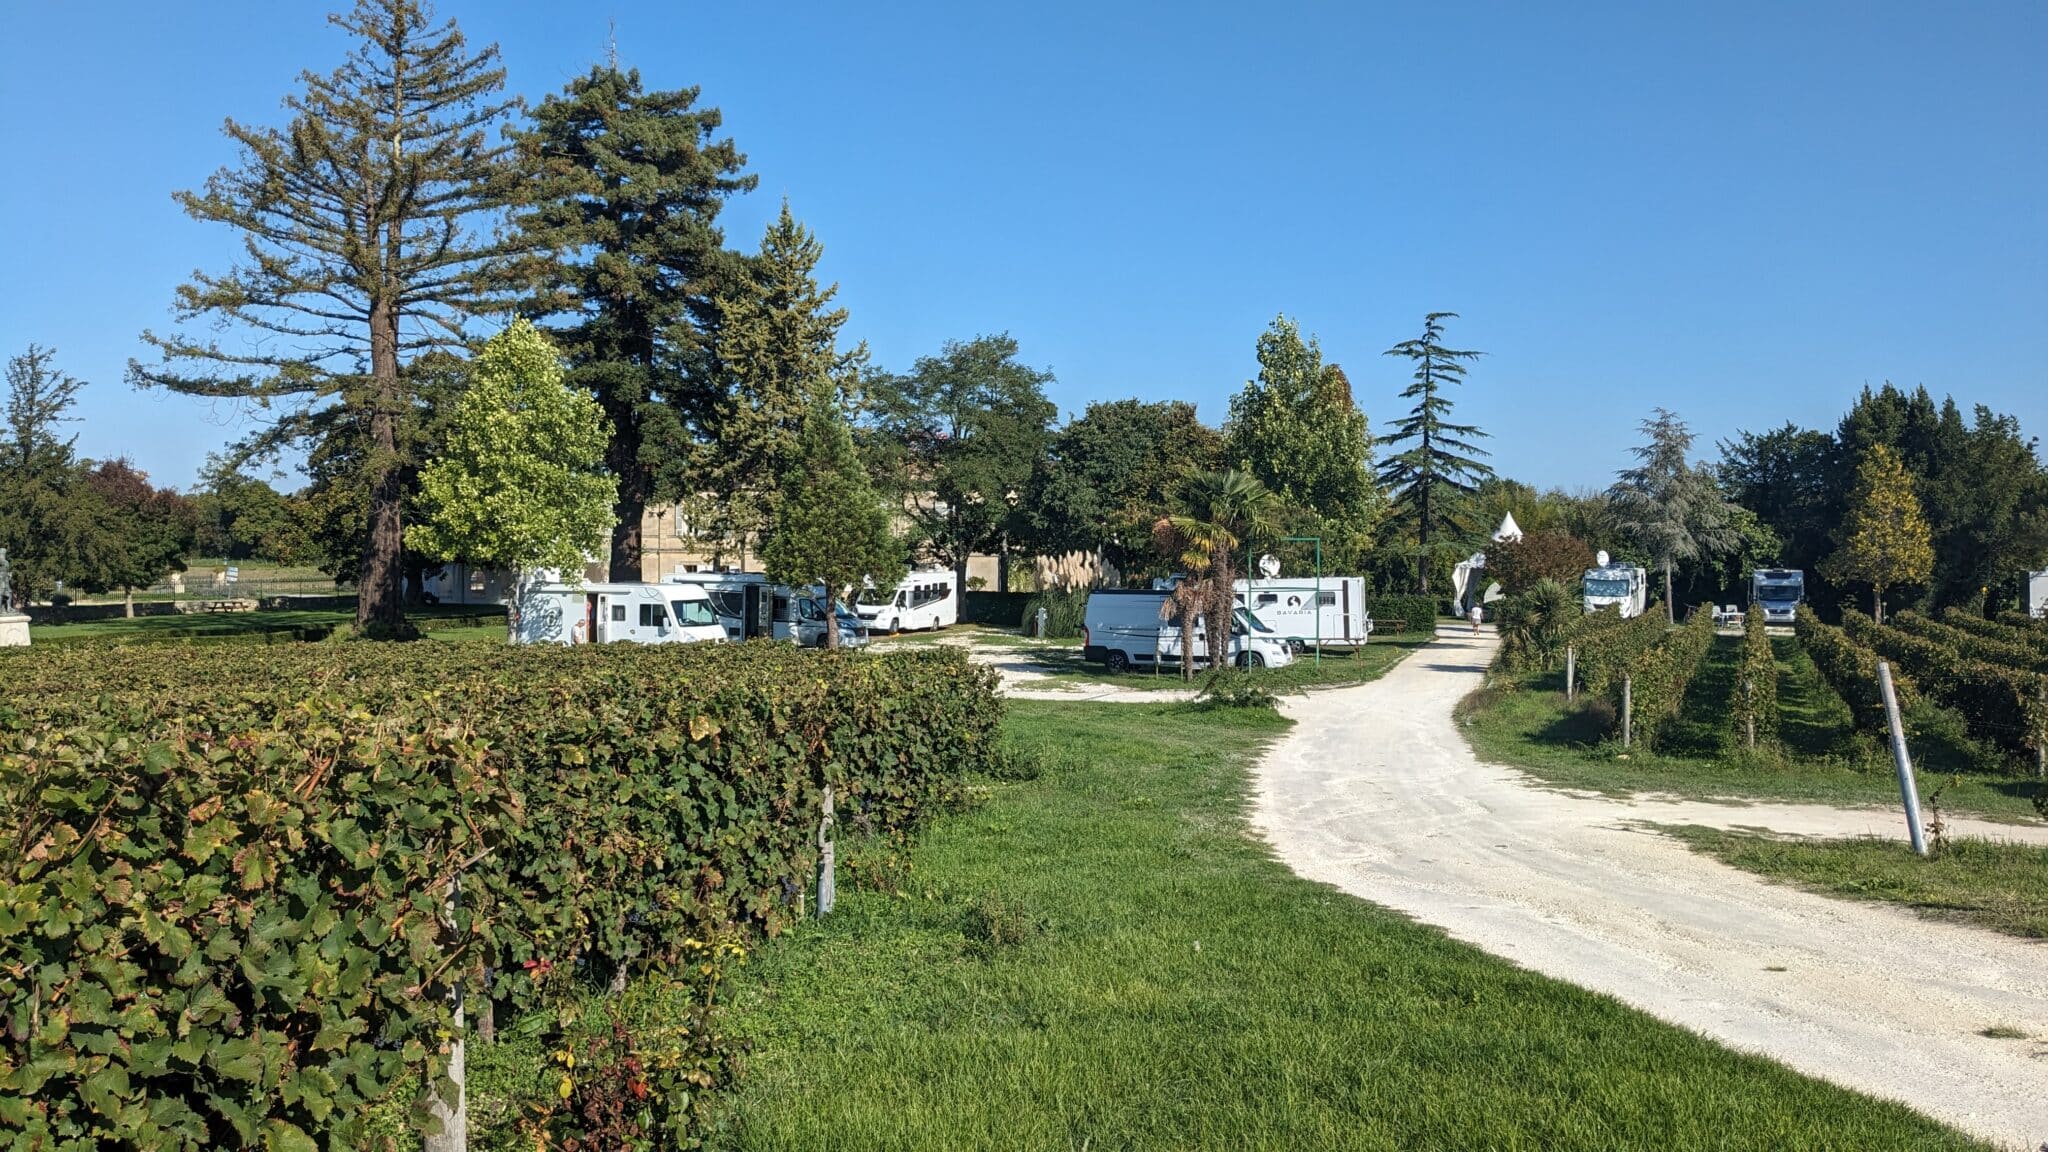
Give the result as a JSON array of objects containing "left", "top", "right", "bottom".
[
  {"left": 2028, "top": 569, "right": 2046, "bottom": 619},
  {"left": 1234, "top": 577, "right": 1374, "bottom": 650},
  {"left": 666, "top": 571, "right": 868, "bottom": 648},
  {"left": 855, "top": 568, "right": 958, "bottom": 634},
  {"left": 1582, "top": 552, "right": 1649, "bottom": 619},
  {"left": 1749, "top": 568, "right": 1806, "bottom": 625},
  {"left": 513, "top": 581, "right": 726, "bottom": 646},
  {"left": 1081, "top": 588, "right": 1295, "bottom": 673}
]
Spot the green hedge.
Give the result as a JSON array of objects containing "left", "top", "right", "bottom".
[
  {"left": 1942, "top": 608, "right": 2048, "bottom": 661},
  {"left": 1366, "top": 594, "right": 1441, "bottom": 633},
  {"left": 961, "top": 590, "right": 1034, "bottom": 627},
  {"left": 1841, "top": 610, "right": 2047, "bottom": 761},
  {"left": 1571, "top": 611, "right": 1666, "bottom": 696},
  {"left": 1891, "top": 611, "right": 2048, "bottom": 675},
  {"left": 1019, "top": 588, "right": 1089, "bottom": 639},
  {"left": 1731, "top": 605, "right": 1779, "bottom": 747},
  {"left": 0, "top": 642, "right": 1002, "bottom": 1150},
  {"left": 1795, "top": 605, "right": 1916, "bottom": 734},
  {"left": 1619, "top": 610, "right": 1717, "bottom": 750}
]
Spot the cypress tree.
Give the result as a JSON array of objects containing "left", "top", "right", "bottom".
[
  {"left": 1376, "top": 312, "right": 1494, "bottom": 594},
  {"left": 127, "top": 0, "right": 517, "bottom": 636},
  {"left": 509, "top": 64, "right": 756, "bottom": 580}
]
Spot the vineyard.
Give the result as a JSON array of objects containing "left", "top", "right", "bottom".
[{"left": 0, "top": 642, "right": 1003, "bottom": 1151}]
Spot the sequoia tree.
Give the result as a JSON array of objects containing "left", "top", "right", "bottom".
[
  {"left": 509, "top": 64, "right": 755, "bottom": 580},
  {"left": 128, "top": 0, "right": 517, "bottom": 636},
  {"left": 1377, "top": 313, "right": 1493, "bottom": 594}
]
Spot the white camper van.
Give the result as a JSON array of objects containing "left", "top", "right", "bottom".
[
  {"left": 1081, "top": 589, "right": 1295, "bottom": 673},
  {"left": 1582, "top": 552, "right": 1649, "bottom": 619},
  {"left": 1234, "top": 577, "right": 1374, "bottom": 650},
  {"left": 855, "top": 568, "right": 958, "bottom": 634},
  {"left": 514, "top": 581, "right": 726, "bottom": 646},
  {"left": 2029, "top": 569, "right": 2047, "bottom": 619},
  {"left": 665, "top": 571, "right": 868, "bottom": 648}
]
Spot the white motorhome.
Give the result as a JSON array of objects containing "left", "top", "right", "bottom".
[
  {"left": 1233, "top": 577, "right": 1375, "bottom": 650},
  {"left": 855, "top": 568, "right": 958, "bottom": 634},
  {"left": 1582, "top": 552, "right": 1649, "bottom": 619},
  {"left": 1081, "top": 588, "right": 1295, "bottom": 673},
  {"left": 665, "top": 571, "right": 868, "bottom": 648},
  {"left": 513, "top": 581, "right": 726, "bottom": 646},
  {"left": 2029, "top": 569, "right": 2047, "bottom": 619},
  {"left": 1749, "top": 568, "right": 1806, "bottom": 625}
]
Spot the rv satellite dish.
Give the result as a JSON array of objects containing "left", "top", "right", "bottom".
[
  {"left": 1596, "top": 550, "right": 1610, "bottom": 567},
  {"left": 1257, "top": 553, "right": 1281, "bottom": 579}
]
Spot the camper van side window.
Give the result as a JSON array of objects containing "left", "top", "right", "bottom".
[
  {"left": 610, "top": 604, "right": 626, "bottom": 623},
  {"left": 1255, "top": 593, "right": 1278, "bottom": 607},
  {"left": 1316, "top": 592, "right": 1337, "bottom": 607},
  {"left": 638, "top": 604, "right": 666, "bottom": 628}
]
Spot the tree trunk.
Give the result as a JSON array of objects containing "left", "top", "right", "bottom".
[
  {"left": 824, "top": 605, "right": 840, "bottom": 649},
  {"left": 1874, "top": 584, "right": 1884, "bottom": 625},
  {"left": 955, "top": 555, "right": 970, "bottom": 598},
  {"left": 997, "top": 538, "right": 1010, "bottom": 594},
  {"left": 123, "top": 586, "right": 134, "bottom": 618},
  {"left": 1664, "top": 561, "right": 1675, "bottom": 624},
  {"left": 1416, "top": 482, "right": 1432, "bottom": 596},
  {"left": 358, "top": 297, "right": 409, "bottom": 638},
  {"left": 1179, "top": 601, "right": 1197, "bottom": 681},
  {"left": 607, "top": 399, "right": 647, "bottom": 582}
]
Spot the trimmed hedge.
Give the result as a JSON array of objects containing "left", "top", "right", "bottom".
[
  {"left": 1366, "top": 594, "right": 1442, "bottom": 633},
  {"left": 1731, "top": 605, "right": 1779, "bottom": 747},
  {"left": 961, "top": 590, "right": 1034, "bottom": 627},
  {"left": 1795, "top": 605, "right": 1916, "bottom": 734},
  {"left": 1018, "top": 588, "right": 1088, "bottom": 639},
  {"left": 0, "top": 642, "right": 1001, "bottom": 1151},
  {"left": 1942, "top": 608, "right": 2048, "bottom": 660},
  {"left": 1842, "top": 610, "right": 2047, "bottom": 761},
  {"left": 1891, "top": 611, "right": 2048, "bottom": 675},
  {"left": 1568, "top": 609, "right": 1713, "bottom": 749}
]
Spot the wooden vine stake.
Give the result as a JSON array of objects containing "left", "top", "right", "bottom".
[
  {"left": 817, "top": 784, "right": 837, "bottom": 917},
  {"left": 1564, "top": 645, "right": 1576, "bottom": 703},
  {"left": 1621, "top": 675, "right": 1633, "bottom": 749}
]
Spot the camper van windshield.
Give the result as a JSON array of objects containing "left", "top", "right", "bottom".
[
  {"left": 856, "top": 586, "right": 892, "bottom": 606},
  {"left": 670, "top": 599, "right": 718, "bottom": 627},
  {"left": 1584, "top": 577, "right": 1632, "bottom": 598},
  {"left": 1757, "top": 581, "right": 1801, "bottom": 599},
  {"left": 1235, "top": 608, "right": 1274, "bottom": 634}
]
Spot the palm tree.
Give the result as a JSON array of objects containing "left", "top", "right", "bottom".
[{"left": 1153, "top": 470, "right": 1284, "bottom": 677}]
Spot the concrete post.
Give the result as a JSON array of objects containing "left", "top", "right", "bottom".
[
  {"left": 816, "top": 785, "right": 836, "bottom": 917},
  {"left": 1621, "top": 675, "right": 1633, "bottom": 749},
  {"left": 1564, "top": 646, "right": 1576, "bottom": 703},
  {"left": 425, "top": 877, "right": 466, "bottom": 1152}
]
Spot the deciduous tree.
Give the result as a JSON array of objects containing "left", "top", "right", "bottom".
[
  {"left": 1377, "top": 312, "right": 1493, "bottom": 594},
  {"left": 75, "top": 461, "right": 199, "bottom": 615},
  {"left": 407, "top": 321, "right": 616, "bottom": 640},
  {"left": 129, "top": 0, "right": 518, "bottom": 636},
  {"left": 1821, "top": 443, "right": 1933, "bottom": 623},
  {"left": 1485, "top": 530, "right": 1595, "bottom": 596},
  {"left": 1226, "top": 317, "right": 1379, "bottom": 569},
  {"left": 1028, "top": 398, "right": 1223, "bottom": 580}
]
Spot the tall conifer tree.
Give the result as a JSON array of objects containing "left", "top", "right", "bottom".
[
  {"left": 128, "top": 0, "right": 517, "bottom": 635},
  {"left": 1377, "top": 312, "right": 1493, "bottom": 594},
  {"left": 509, "top": 64, "right": 756, "bottom": 579}
]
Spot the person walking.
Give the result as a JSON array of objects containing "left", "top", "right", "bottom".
[{"left": 1467, "top": 602, "right": 1484, "bottom": 634}]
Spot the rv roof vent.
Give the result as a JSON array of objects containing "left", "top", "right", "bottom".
[{"left": 1596, "top": 550, "right": 1610, "bottom": 567}]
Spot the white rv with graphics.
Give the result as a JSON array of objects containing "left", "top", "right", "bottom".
[
  {"left": 1233, "top": 576, "right": 1374, "bottom": 650},
  {"left": 855, "top": 568, "right": 958, "bottom": 634},
  {"left": 513, "top": 581, "right": 726, "bottom": 646}
]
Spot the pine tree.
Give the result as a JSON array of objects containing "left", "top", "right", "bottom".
[
  {"left": 1822, "top": 443, "right": 1934, "bottom": 623},
  {"left": 1225, "top": 317, "right": 1378, "bottom": 569},
  {"left": 697, "top": 202, "right": 866, "bottom": 560},
  {"left": 1609, "top": 408, "right": 1738, "bottom": 623},
  {"left": 0, "top": 346, "right": 101, "bottom": 605},
  {"left": 761, "top": 396, "right": 903, "bottom": 648},
  {"left": 1376, "top": 312, "right": 1493, "bottom": 594},
  {"left": 407, "top": 321, "right": 616, "bottom": 640},
  {"left": 509, "top": 64, "right": 756, "bottom": 579},
  {"left": 127, "top": 0, "right": 517, "bottom": 636}
]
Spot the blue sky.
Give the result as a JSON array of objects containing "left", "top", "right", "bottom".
[{"left": 2, "top": 1, "right": 2042, "bottom": 493}]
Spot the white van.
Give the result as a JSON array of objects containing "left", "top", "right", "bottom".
[
  {"left": 1081, "top": 589, "right": 1294, "bottom": 673},
  {"left": 1234, "top": 577, "right": 1374, "bottom": 650},
  {"left": 855, "top": 568, "right": 958, "bottom": 634},
  {"left": 513, "top": 581, "right": 726, "bottom": 646},
  {"left": 666, "top": 571, "right": 869, "bottom": 648}
]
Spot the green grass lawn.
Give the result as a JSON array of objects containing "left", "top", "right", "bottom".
[
  {"left": 1013, "top": 630, "right": 1440, "bottom": 693},
  {"left": 1460, "top": 636, "right": 2045, "bottom": 822},
  {"left": 1661, "top": 825, "right": 2048, "bottom": 940},
  {"left": 708, "top": 700, "right": 1982, "bottom": 1150}
]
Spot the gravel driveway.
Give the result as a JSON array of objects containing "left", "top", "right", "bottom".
[{"left": 1253, "top": 628, "right": 2048, "bottom": 1150}]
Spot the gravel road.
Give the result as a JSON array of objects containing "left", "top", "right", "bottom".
[{"left": 1253, "top": 628, "right": 2048, "bottom": 1150}]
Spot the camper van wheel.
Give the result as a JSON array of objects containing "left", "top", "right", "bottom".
[
  {"left": 1105, "top": 650, "right": 1131, "bottom": 674},
  {"left": 888, "top": 617, "right": 901, "bottom": 635},
  {"left": 1238, "top": 652, "right": 1265, "bottom": 669}
]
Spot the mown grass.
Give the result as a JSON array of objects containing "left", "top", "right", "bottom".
[
  {"left": 1012, "top": 630, "right": 1439, "bottom": 693},
  {"left": 1662, "top": 825, "right": 2048, "bottom": 940},
  {"left": 1460, "top": 635, "right": 2045, "bottom": 822},
  {"left": 709, "top": 700, "right": 1983, "bottom": 1150}
]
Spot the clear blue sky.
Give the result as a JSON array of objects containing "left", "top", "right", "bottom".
[{"left": 2, "top": 1, "right": 2042, "bottom": 493}]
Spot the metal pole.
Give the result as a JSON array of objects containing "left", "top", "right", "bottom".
[
  {"left": 1621, "top": 675, "right": 1633, "bottom": 749},
  {"left": 1876, "top": 661, "right": 1927, "bottom": 857}
]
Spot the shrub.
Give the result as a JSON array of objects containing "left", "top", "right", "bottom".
[
  {"left": 1484, "top": 531, "right": 1595, "bottom": 596},
  {"left": 1019, "top": 587, "right": 1089, "bottom": 638},
  {"left": 1493, "top": 579, "right": 1579, "bottom": 673},
  {"left": 963, "top": 891, "right": 1043, "bottom": 951},
  {"left": 1730, "top": 605, "right": 1779, "bottom": 748},
  {"left": 1192, "top": 667, "right": 1279, "bottom": 711},
  {"left": 1842, "top": 609, "right": 2048, "bottom": 764},
  {"left": 0, "top": 642, "right": 1001, "bottom": 1151},
  {"left": 1615, "top": 609, "right": 1717, "bottom": 750},
  {"left": 1942, "top": 609, "right": 2048, "bottom": 659},
  {"left": 1366, "top": 594, "right": 1440, "bottom": 634}
]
